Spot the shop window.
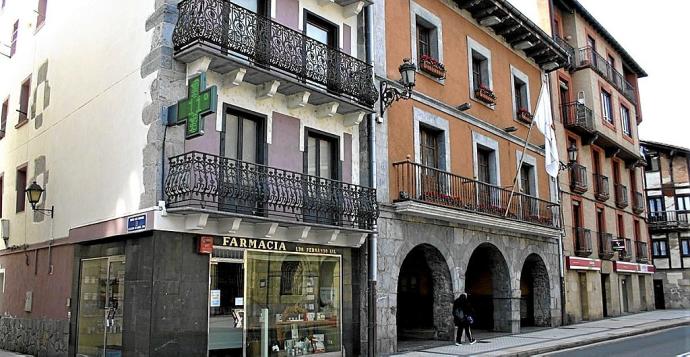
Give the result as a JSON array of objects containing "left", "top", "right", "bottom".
[{"left": 245, "top": 251, "right": 341, "bottom": 355}]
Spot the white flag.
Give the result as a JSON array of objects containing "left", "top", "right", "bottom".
[{"left": 533, "top": 75, "right": 560, "bottom": 178}]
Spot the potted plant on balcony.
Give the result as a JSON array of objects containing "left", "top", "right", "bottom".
[
  {"left": 516, "top": 107, "right": 533, "bottom": 123},
  {"left": 474, "top": 83, "right": 496, "bottom": 105},
  {"left": 419, "top": 55, "right": 447, "bottom": 79}
]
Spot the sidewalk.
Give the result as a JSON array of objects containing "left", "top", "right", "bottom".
[
  {"left": 0, "top": 351, "right": 31, "bottom": 357},
  {"left": 394, "top": 309, "right": 690, "bottom": 357}
]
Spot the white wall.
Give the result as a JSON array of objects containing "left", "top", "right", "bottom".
[{"left": 0, "top": 0, "right": 154, "bottom": 245}]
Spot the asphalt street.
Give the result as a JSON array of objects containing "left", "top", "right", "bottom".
[{"left": 542, "top": 326, "right": 690, "bottom": 357}]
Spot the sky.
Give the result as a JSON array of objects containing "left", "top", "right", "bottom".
[{"left": 575, "top": 0, "right": 690, "bottom": 149}]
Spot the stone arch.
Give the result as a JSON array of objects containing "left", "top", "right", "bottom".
[
  {"left": 464, "top": 242, "right": 512, "bottom": 332},
  {"left": 396, "top": 243, "right": 454, "bottom": 341},
  {"left": 519, "top": 253, "right": 551, "bottom": 327}
]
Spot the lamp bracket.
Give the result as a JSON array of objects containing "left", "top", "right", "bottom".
[
  {"left": 380, "top": 80, "right": 412, "bottom": 115},
  {"left": 31, "top": 204, "right": 54, "bottom": 218}
]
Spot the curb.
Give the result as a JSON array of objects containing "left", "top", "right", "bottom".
[{"left": 497, "top": 319, "right": 690, "bottom": 357}]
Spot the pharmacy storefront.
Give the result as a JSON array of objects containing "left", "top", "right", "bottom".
[{"left": 206, "top": 236, "right": 351, "bottom": 357}]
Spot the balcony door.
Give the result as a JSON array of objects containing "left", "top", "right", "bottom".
[
  {"left": 304, "top": 12, "right": 339, "bottom": 90},
  {"left": 419, "top": 126, "right": 442, "bottom": 200},
  {"left": 304, "top": 130, "right": 339, "bottom": 225},
  {"left": 229, "top": 0, "right": 270, "bottom": 63},
  {"left": 559, "top": 80, "right": 569, "bottom": 122},
  {"left": 220, "top": 109, "right": 265, "bottom": 215}
]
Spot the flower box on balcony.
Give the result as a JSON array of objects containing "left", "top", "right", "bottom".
[
  {"left": 516, "top": 108, "right": 533, "bottom": 124},
  {"left": 474, "top": 85, "right": 496, "bottom": 105},
  {"left": 419, "top": 55, "right": 447, "bottom": 79}
]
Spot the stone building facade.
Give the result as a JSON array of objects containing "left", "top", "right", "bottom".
[
  {"left": 543, "top": 0, "right": 653, "bottom": 324},
  {"left": 642, "top": 140, "right": 690, "bottom": 309},
  {"left": 365, "top": 0, "right": 569, "bottom": 353}
]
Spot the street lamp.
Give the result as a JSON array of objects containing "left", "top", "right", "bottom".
[
  {"left": 380, "top": 58, "right": 417, "bottom": 115},
  {"left": 559, "top": 143, "right": 578, "bottom": 171},
  {"left": 25, "top": 181, "right": 54, "bottom": 218}
]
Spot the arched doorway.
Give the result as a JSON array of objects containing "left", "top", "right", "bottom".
[
  {"left": 397, "top": 244, "right": 453, "bottom": 342},
  {"left": 465, "top": 243, "right": 511, "bottom": 332},
  {"left": 520, "top": 254, "right": 551, "bottom": 327}
]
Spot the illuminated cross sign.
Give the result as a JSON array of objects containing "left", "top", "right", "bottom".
[
  {"left": 611, "top": 239, "right": 625, "bottom": 251},
  {"left": 176, "top": 72, "right": 217, "bottom": 139}
]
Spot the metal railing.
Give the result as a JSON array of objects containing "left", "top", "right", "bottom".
[
  {"left": 570, "top": 163, "right": 588, "bottom": 194},
  {"left": 164, "top": 151, "right": 379, "bottom": 230},
  {"left": 614, "top": 183, "right": 628, "bottom": 208},
  {"left": 553, "top": 35, "right": 575, "bottom": 67},
  {"left": 635, "top": 241, "right": 649, "bottom": 263},
  {"left": 561, "top": 102, "right": 594, "bottom": 132},
  {"left": 632, "top": 192, "right": 645, "bottom": 214},
  {"left": 575, "top": 47, "right": 636, "bottom": 103},
  {"left": 648, "top": 210, "right": 690, "bottom": 229},
  {"left": 574, "top": 227, "right": 593, "bottom": 257},
  {"left": 598, "top": 231, "right": 614, "bottom": 260},
  {"left": 392, "top": 160, "right": 559, "bottom": 228},
  {"left": 172, "top": 0, "right": 378, "bottom": 107},
  {"left": 593, "top": 173, "right": 610, "bottom": 201}
]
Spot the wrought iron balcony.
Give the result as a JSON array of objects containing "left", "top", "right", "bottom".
[
  {"left": 619, "top": 237, "right": 632, "bottom": 261},
  {"left": 614, "top": 183, "right": 628, "bottom": 208},
  {"left": 632, "top": 191, "right": 645, "bottom": 214},
  {"left": 635, "top": 240, "right": 649, "bottom": 263},
  {"left": 392, "top": 160, "right": 558, "bottom": 228},
  {"left": 172, "top": 0, "right": 378, "bottom": 111},
  {"left": 553, "top": 35, "right": 575, "bottom": 68},
  {"left": 598, "top": 231, "right": 614, "bottom": 260},
  {"left": 593, "top": 173, "right": 610, "bottom": 201},
  {"left": 573, "top": 227, "right": 593, "bottom": 257},
  {"left": 575, "top": 47, "right": 636, "bottom": 104},
  {"left": 561, "top": 102, "right": 594, "bottom": 135},
  {"left": 164, "top": 151, "right": 379, "bottom": 230},
  {"left": 570, "top": 163, "right": 588, "bottom": 194},
  {"left": 648, "top": 210, "right": 690, "bottom": 231}
]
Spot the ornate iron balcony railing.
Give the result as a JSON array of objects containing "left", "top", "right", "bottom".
[
  {"left": 614, "top": 183, "right": 628, "bottom": 208},
  {"left": 635, "top": 240, "right": 649, "bottom": 263},
  {"left": 172, "top": 0, "right": 378, "bottom": 107},
  {"left": 593, "top": 173, "right": 610, "bottom": 201},
  {"left": 164, "top": 151, "right": 379, "bottom": 230},
  {"left": 598, "top": 231, "right": 614, "bottom": 260},
  {"left": 574, "top": 227, "right": 593, "bottom": 257},
  {"left": 648, "top": 210, "right": 690, "bottom": 230},
  {"left": 632, "top": 191, "right": 645, "bottom": 214},
  {"left": 575, "top": 47, "right": 636, "bottom": 104},
  {"left": 570, "top": 163, "right": 588, "bottom": 194},
  {"left": 392, "top": 160, "right": 559, "bottom": 228},
  {"left": 561, "top": 102, "right": 594, "bottom": 133}
]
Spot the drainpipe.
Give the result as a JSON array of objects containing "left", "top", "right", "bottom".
[{"left": 364, "top": 4, "right": 378, "bottom": 356}]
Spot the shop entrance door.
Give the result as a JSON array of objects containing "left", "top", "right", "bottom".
[
  {"left": 209, "top": 257, "right": 245, "bottom": 357},
  {"left": 653, "top": 280, "right": 665, "bottom": 309},
  {"left": 76, "top": 256, "right": 125, "bottom": 357}
]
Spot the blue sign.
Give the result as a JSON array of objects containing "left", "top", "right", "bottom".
[{"left": 127, "top": 214, "right": 147, "bottom": 232}]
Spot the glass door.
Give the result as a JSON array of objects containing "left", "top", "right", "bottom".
[{"left": 77, "top": 256, "right": 125, "bottom": 357}]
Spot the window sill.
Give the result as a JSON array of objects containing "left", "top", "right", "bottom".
[
  {"left": 34, "top": 21, "right": 45, "bottom": 35},
  {"left": 417, "top": 70, "right": 445, "bottom": 85},
  {"left": 601, "top": 120, "right": 616, "bottom": 132},
  {"left": 15, "top": 119, "right": 28, "bottom": 129},
  {"left": 623, "top": 133, "right": 634, "bottom": 144}
]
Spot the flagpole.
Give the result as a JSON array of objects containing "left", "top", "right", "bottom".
[{"left": 504, "top": 120, "right": 535, "bottom": 217}]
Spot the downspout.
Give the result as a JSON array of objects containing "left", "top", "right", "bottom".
[{"left": 364, "top": 4, "right": 378, "bottom": 356}]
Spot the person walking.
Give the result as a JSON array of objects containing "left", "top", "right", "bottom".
[{"left": 452, "top": 293, "right": 476, "bottom": 345}]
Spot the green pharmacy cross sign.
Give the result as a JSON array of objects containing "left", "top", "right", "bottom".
[{"left": 172, "top": 72, "right": 218, "bottom": 139}]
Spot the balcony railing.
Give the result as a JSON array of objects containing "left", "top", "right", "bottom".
[
  {"left": 574, "top": 227, "right": 593, "bottom": 257},
  {"left": 635, "top": 241, "right": 649, "bottom": 263},
  {"left": 392, "top": 160, "right": 558, "bottom": 228},
  {"left": 561, "top": 102, "right": 594, "bottom": 133},
  {"left": 164, "top": 151, "right": 379, "bottom": 230},
  {"left": 575, "top": 47, "right": 636, "bottom": 103},
  {"left": 570, "top": 163, "right": 588, "bottom": 194},
  {"left": 172, "top": 0, "right": 378, "bottom": 107},
  {"left": 553, "top": 35, "right": 575, "bottom": 68},
  {"left": 593, "top": 173, "right": 610, "bottom": 201},
  {"left": 648, "top": 210, "right": 690, "bottom": 230},
  {"left": 632, "top": 192, "right": 645, "bottom": 214},
  {"left": 619, "top": 237, "right": 632, "bottom": 261},
  {"left": 598, "top": 231, "right": 614, "bottom": 260},
  {"left": 614, "top": 183, "right": 628, "bottom": 208}
]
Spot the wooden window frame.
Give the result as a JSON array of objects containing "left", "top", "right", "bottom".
[
  {"left": 304, "top": 128, "right": 340, "bottom": 180},
  {"left": 652, "top": 239, "right": 669, "bottom": 258},
  {"left": 15, "top": 164, "right": 27, "bottom": 213}
]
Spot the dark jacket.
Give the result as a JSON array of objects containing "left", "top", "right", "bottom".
[{"left": 453, "top": 294, "right": 475, "bottom": 326}]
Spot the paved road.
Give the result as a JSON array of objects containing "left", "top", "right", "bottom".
[{"left": 542, "top": 326, "right": 690, "bottom": 357}]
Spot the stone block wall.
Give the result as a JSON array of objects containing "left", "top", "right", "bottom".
[{"left": 0, "top": 317, "right": 68, "bottom": 357}]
